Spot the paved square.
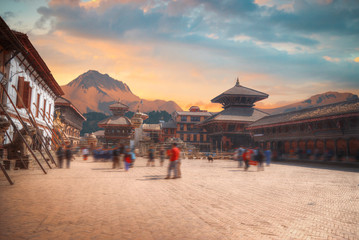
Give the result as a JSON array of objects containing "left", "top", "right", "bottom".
[{"left": 1, "top": 157, "right": 358, "bottom": 240}]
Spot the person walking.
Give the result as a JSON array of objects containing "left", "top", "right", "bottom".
[
  {"left": 264, "top": 148, "right": 272, "bottom": 166},
  {"left": 118, "top": 144, "right": 125, "bottom": 169},
  {"left": 165, "top": 143, "right": 180, "bottom": 179},
  {"left": 256, "top": 148, "right": 265, "bottom": 171},
  {"left": 236, "top": 146, "right": 245, "bottom": 167},
  {"left": 82, "top": 147, "right": 89, "bottom": 161},
  {"left": 124, "top": 147, "right": 134, "bottom": 171},
  {"left": 176, "top": 146, "right": 182, "bottom": 178},
  {"left": 56, "top": 145, "right": 64, "bottom": 168},
  {"left": 147, "top": 145, "right": 155, "bottom": 167},
  {"left": 65, "top": 145, "right": 73, "bottom": 169},
  {"left": 112, "top": 145, "right": 120, "bottom": 169},
  {"left": 159, "top": 146, "right": 165, "bottom": 167},
  {"left": 243, "top": 148, "right": 253, "bottom": 171}
]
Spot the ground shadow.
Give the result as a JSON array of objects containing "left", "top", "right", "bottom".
[
  {"left": 274, "top": 161, "right": 359, "bottom": 173},
  {"left": 136, "top": 175, "right": 167, "bottom": 181},
  {"left": 91, "top": 168, "right": 114, "bottom": 170}
]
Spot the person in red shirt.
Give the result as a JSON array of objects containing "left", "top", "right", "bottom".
[
  {"left": 124, "top": 147, "right": 133, "bottom": 172},
  {"left": 242, "top": 148, "right": 253, "bottom": 171},
  {"left": 165, "top": 143, "right": 180, "bottom": 179}
]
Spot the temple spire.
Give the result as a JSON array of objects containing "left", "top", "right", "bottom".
[{"left": 235, "top": 77, "right": 240, "bottom": 87}]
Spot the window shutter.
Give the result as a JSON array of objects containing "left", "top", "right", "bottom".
[
  {"left": 16, "top": 76, "right": 25, "bottom": 108},
  {"left": 48, "top": 103, "right": 51, "bottom": 119},
  {"left": 22, "top": 82, "right": 32, "bottom": 109},
  {"left": 36, "top": 94, "right": 40, "bottom": 117},
  {"left": 43, "top": 99, "right": 47, "bottom": 120}
]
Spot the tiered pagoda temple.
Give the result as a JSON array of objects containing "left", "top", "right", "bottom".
[
  {"left": 198, "top": 79, "right": 269, "bottom": 151},
  {"left": 98, "top": 100, "right": 134, "bottom": 146}
]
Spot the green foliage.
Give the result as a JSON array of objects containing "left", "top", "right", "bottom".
[
  {"left": 80, "top": 112, "right": 107, "bottom": 136},
  {"left": 144, "top": 111, "right": 172, "bottom": 124},
  {"left": 81, "top": 111, "right": 172, "bottom": 136}
]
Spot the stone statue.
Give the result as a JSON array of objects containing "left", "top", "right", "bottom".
[{"left": 4, "top": 125, "right": 36, "bottom": 159}]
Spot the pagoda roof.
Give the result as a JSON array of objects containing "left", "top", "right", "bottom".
[
  {"left": 248, "top": 100, "right": 359, "bottom": 129},
  {"left": 109, "top": 100, "right": 129, "bottom": 109},
  {"left": 199, "top": 107, "right": 269, "bottom": 125},
  {"left": 98, "top": 115, "right": 132, "bottom": 127},
  {"left": 211, "top": 79, "right": 268, "bottom": 103}
]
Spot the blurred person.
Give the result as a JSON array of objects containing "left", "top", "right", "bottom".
[
  {"left": 243, "top": 148, "right": 253, "bottom": 171},
  {"left": 56, "top": 145, "right": 64, "bottom": 168},
  {"left": 176, "top": 146, "right": 182, "bottom": 178},
  {"left": 159, "top": 146, "right": 165, "bottom": 167},
  {"left": 112, "top": 144, "right": 121, "bottom": 169},
  {"left": 256, "top": 148, "right": 265, "bottom": 171},
  {"left": 65, "top": 145, "right": 73, "bottom": 169},
  {"left": 147, "top": 145, "right": 155, "bottom": 167},
  {"left": 236, "top": 146, "right": 245, "bottom": 167},
  {"left": 118, "top": 144, "right": 125, "bottom": 169},
  {"left": 264, "top": 148, "right": 272, "bottom": 166},
  {"left": 165, "top": 143, "right": 180, "bottom": 179},
  {"left": 82, "top": 147, "right": 89, "bottom": 161},
  {"left": 124, "top": 147, "right": 134, "bottom": 171}
]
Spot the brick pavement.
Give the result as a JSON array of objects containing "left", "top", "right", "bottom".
[{"left": 0, "top": 157, "right": 358, "bottom": 240}]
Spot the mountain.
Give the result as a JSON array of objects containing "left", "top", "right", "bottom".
[
  {"left": 260, "top": 92, "right": 358, "bottom": 115},
  {"left": 61, "top": 70, "right": 182, "bottom": 114}
]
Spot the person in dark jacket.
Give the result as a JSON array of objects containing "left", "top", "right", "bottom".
[
  {"left": 56, "top": 145, "right": 64, "bottom": 168},
  {"left": 65, "top": 145, "right": 73, "bottom": 169},
  {"left": 112, "top": 144, "right": 121, "bottom": 169}
]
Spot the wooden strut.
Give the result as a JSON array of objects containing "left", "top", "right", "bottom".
[
  {"left": 30, "top": 104, "right": 61, "bottom": 148},
  {"left": 0, "top": 86, "right": 52, "bottom": 169},
  {"left": 0, "top": 161, "right": 14, "bottom": 185},
  {"left": 12, "top": 85, "right": 57, "bottom": 166},
  {"left": 34, "top": 103, "right": 64, "bottom": 146},
  {"left": 0, "top": 103, "right": 47, "bottom": 174},
  {"left": 5, "top": 131, "right": 13, "bottom": 144}
]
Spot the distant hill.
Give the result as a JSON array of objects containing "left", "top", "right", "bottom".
[
  {"left": 61, "top": 70, "right": 182, "bottom": 114},
  {"left": 260, "top": 92, "right": 358, "bottom": 115}
]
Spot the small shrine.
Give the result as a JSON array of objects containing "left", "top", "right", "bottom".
[
  {"left": 131, "top": 105, "right": 148, "bottom": 128},
  {"left": 97, "top": 100, "right": 134, "bottom": 146}
]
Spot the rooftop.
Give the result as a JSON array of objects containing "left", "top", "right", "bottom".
[
  {"left": 249, "top": 100, "right": 359, "bottom": 128},
  {"left": 211, "top": 79, "right": 268, "bottom": 103},
  {"left": 98, "top": 115, "right": 132, "bottom": 127},
  {"left": 55, "top": 96, "right": 86, "bottom": 121},
  {"left": 199, "top": 107, "right": 269, "bottom": 125}
]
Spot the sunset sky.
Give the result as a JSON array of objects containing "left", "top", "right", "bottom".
[{"left": 1, "top": 0, "right": 359, "bottom": 112}]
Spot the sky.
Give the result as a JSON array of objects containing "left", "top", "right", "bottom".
[{"left": 1, "top": 0, "right": 359, "bottom": 112}]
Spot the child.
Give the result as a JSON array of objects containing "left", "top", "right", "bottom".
[{"left": 124, "top": 147, "right": 133, "bottom": 171}]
